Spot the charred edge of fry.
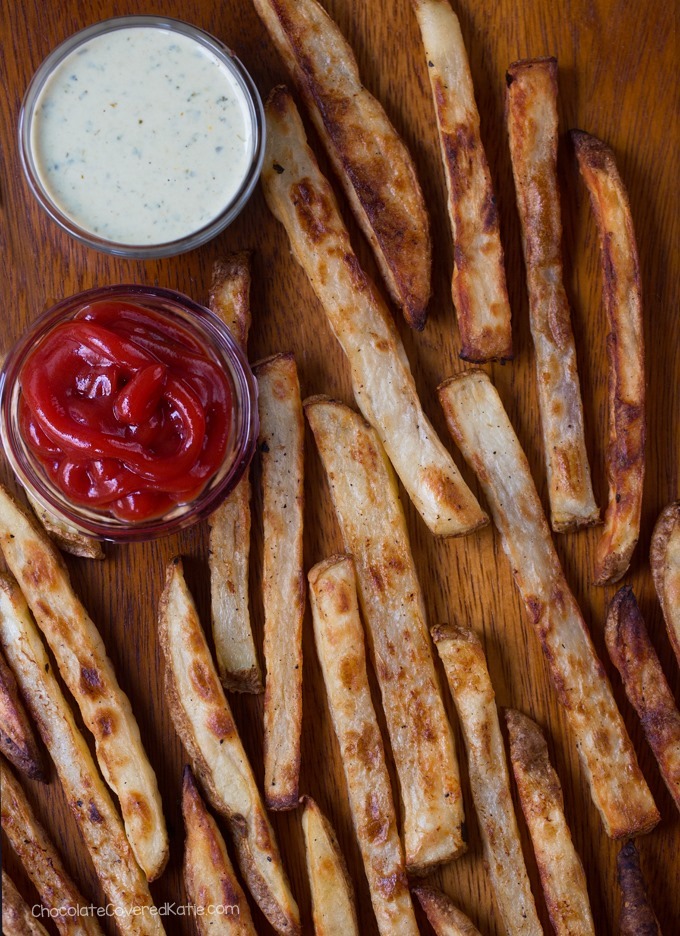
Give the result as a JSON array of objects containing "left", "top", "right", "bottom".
[
  {"left": 616, "top": 841, "right": 661, "bottom": 936},
  {"left": 26, "top": 492, "right": 104, "bottom": 559},
  {"left": 209, "top": 251, "right": 253, "bottom": 348},
  {"left": 650, "top": 501, "right": 680, "bottom": 662},
  {"left": 506, "top": 55, "right": 558, "bottom": 83},
  {"left": 0, "top": 648, "right": 47, "bottom": 781},
  {"left": 412, "top": 884, "right": 483, "bottom": 936}
]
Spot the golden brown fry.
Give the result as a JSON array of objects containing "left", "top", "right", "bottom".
[
  {"left": 412, "top": 0, "right": 511, "bottom": 361},
  {"left": 650, "top": 501, "right": 680, "bottom": 665},
  {"left": 26, "top": 491, "right": 104, "bottom": 560},
  {"left": 0, "top": 486, "right": 168, "bottom": 881},
  {"left": 300, "top": 796, "right": 359, "bottom": 936},
  {"left": 158, "top": 558, "right": 300, "bottom": 936},
  {"left": 0, "top": 574, "right": 163, "bottom": 936},
  {"left": 308, "top": 555, "right": 419, "bottom": 934},
  {"left": 412, "top": 886, "right": 482, "bottom": 936},
  {"left": 1, "top": 761, "right": 104, "bottom": 936},
  {"left": 438, "top": 370, "right": 658, "bottom": 838},
  {"left": 505, "top": 709, "right": 595, "bottom": 936},
  {"left": 0, "top": 644, "right": 46, "bottom": 781},
  {"left": 305, "top": 398, "right": 465, "bottom": 872},
  {"left": 617, "top": 841, "right": 661, "bottom": 936},
  {"left": 253, "top": 0, "right": 431, "bottom": 328},
  {"left": 605, "top": 587, "right": 680, "bottom": 812},
  {"left": 572, "top": 129, "right": 644, "bottom": 582},
  {"left": 263, "top": 86, "right": 486, "bottom": 538},
  {"left": 182, "top": 766, "right": 257, "bottom": 936},
  {"left": 253, "top": 353, "right": 304, "bottom": 810},
  {"left": 506, "top": 58, "right": 598, "bottom": 533},
  {"left": 432, "top": 625, "right": 541, "bottom": 936},
  {"left": 208, "top": 254, "right": 263, "bottom": 693},
  {"left": 2, "top": 870, "right": 50, "bottom": 936}
]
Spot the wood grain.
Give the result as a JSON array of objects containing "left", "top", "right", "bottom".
[{"left": 0, "top": 1, "right": 677, "bottom": 933}]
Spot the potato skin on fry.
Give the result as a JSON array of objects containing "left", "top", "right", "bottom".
[
  {"left": 617, "top": 841, "right": 661, "bottom": 936},
  {"left": 2, "top": 870, "right": 50, "bottom": 936},
  {"left": 0, "top": 644, "right": 46, "bottom": 781},
  {"left": 650, "top": 501, "right": 680, "bottom": 666},
  {"left": 412, "top": 886, "right": 482, "bottom": 936}
]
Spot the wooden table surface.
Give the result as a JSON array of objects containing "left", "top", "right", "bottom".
[{"left": 1, "top": 0, "right": 678, "bottom": 933}]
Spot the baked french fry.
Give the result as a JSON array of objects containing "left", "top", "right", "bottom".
[
  {"left": 0, "top": 644, "right": 46, "bottom": 781},
  {"left": 432, "top": 625, "right": 541, "bottom": 936},
  {"left": 1, "top": 760, "right": 104, "bottom": 936},
  {"left": 0, "top": 574, "right": 163, "bottom": 936},
  {"left": 0, "top": 486, "right": 168, "bottom": 881},
  {"left": 253, "top": 353, "right": 304, "bottom": 810},
  {"left": 253, "top": 0, "right": 431, "bottom": 329},
  {"left": 300, "top": 796, "right": 359, "bottom": 936},
  {"left": 26, "top": 490, "right": 104, "bottom": 559},
  {"left": 182, "top": 766, "right": 257, "bottom": 936},
  {"left": 617, "top": 841, "right": 661, "bottom": 936},
  {"left": 650, "top": 501, "right": 680, "bottom": 666},
  {"left": 2, "top": 870, "right": 50, "bottom": 936},
  {"left": 412, "top": 886, "right": 482, "bottom": 936},
  {"left": 605, "top": 587, "right": 680, "bottom": 812},
  {"left": 572, "top": 129, "right": 644, "bottom": 582},
  {"left": 158, "top": 558, "right": 300, "bottom": 936},
  {"left": 208, "top": 253, "right": 263, "bottom": 694},
  {"left": 308, "top": 555, "right": 418, "bottom": 934},
  {"left": 438, "top": 370, "right": 659, "bottom": 838},
  {"left": 506, "top": 58, "right": 598, "bottom": 533},
  {"left": 412, "top": 0, "right": 512, "bottom": 361},
  {"left": 305, "top": 398, "right": 465, "bottom": 873},
  {"left": 505, "top": 709, "right": 595, "bottom": 936},
  {"left": 263, "top": 85, "right": 487, "bottom": 538}
]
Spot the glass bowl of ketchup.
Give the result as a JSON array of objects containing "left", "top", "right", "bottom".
[{"left": 0, "top": 285, "right": 258, "bottom": 541}]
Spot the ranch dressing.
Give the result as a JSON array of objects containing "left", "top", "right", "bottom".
[{"left": 30, "top": 26, "right": 253, "bottom": 245}]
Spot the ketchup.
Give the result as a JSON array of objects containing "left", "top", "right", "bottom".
[{"left": 19, "top": 300, "right": 233, "bottom": 521}]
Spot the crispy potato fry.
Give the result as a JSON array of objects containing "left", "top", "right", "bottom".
[
  {"left": 1, "top": 760, "right": 104, "bottom": 936},
  {"left": 208, "top": 254, "right": 263, "bottom": 693},
  {"left": 253, "top": 353, "right": 304, "bottom": 810},
  {"left": 0, "top": 574, "right": 163, "bottom": 936},
  {"left": 438, "top": 370, "right": 659, "bottom": 838},
  {"left": 300, "top": 796, "right": 359, "bottom": 936},
  {"left": 0, "top": 644, "right": 46, "bottom": 781},
  {"left": 158, "top": 558, "right": 300, "bottom": 936},
  {"left": 305, "top": 398, "right": 465, "bottom": 872},
  {"left": 412, "top": 886, "right": 482, "bottom": 936},
  {"left": 650, "top": 501, "right": 680, "bottom": 665},
  {"left": 253, "top": 0, "right": 431, "bottom": 329},
  {"left": 505, "top": 709, "right": 595, "bottom": 936},
  {"left": 263, "top": 86, "right": 487, "bottom": 538},
  {"left": 617, "top": 841, "right": 661, "bottom": 936},
  {"left": 2, "top": 870, "right": 50, "bottom": 936},
  {"left": 432, "top": 625, "right": 541, "bottom": 936},
  {"left": 308, "top": 555, "right": 418, "bottom": 934},
  {"left": 412, "top": 0, "right": 512, "bottom": 362},
  {"left": 0, "top": 486, "right": 168, "bottom": 881},
  {"left": 506, "top": 58, "right": 598, "bottom": 533},
  {"left": 182, "top": 766, "right": 257, "bottom": 936},
  {"left": 572, "top": 129, "right": 644, "bottom": 582},
  {"left": 26, "top": 491, "right": 104, "bottom": 560},
  {"left": 605, "top": 587, "right": 680, "bottom": 812}
]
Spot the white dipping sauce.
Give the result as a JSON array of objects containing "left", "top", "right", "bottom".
[{"left": 30, "top": 26, "right": 253, "bottom": 245}]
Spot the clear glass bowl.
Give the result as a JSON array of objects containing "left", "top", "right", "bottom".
[
  {"left": 0, "top": 286, "right": 258, "bottom": 541},
  {"left": 18, "top": 16, "right": 265, "bottom": 258}
]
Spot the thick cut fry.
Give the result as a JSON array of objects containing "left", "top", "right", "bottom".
[
  {"left": 305, "top": 399, "right": 465, "bottom": 872},
  {"left": 412, "top": 0, "right": 512, "bottom": 361},
  {"left": 263, "top": 86, "right": 486, "bottom": 537},
  {"left": 605, "top": 587, "right": 680, "bottom": 812},
  {"left": 505, "top": 709, "right": 595, "bottom": 936},
  {"left": 300, "top": 796, "right": 359, "bottom": 936},
  {"left": 650, "top": 501, "right": 680, "bottom": 665},
  {"left": 182, "top": 766, "right": 257, "bottom": 936},
  {"left": 438, "top": 371, "right": 659, "bottom": 838},
  {"left": 253, "top": 0, "right": 431, "bottom": 329},
  {"left": 572, "top": 129, "right": 644, "bottom": 582},
  {"left": 26, "top": 491, "right": 104, "bottom": 560},
  {"left": 432, "top": 625, "right": 541, "bottom": 936},
  {"left": 308, "top": 556, "right": 418, "bottom": 934},
  {"left": 0, "top": 487, "right": 168, "bottom": 881},
  {"left": 0, "top": 645, "right": 46, "bottom": 781},
  {"left": 208, "top": 253, "right": 263, "bottom": 694},
  {"left": 1, "top": 761, "right": 104, "bottom": 936},
  {"left": 617, "top": 841, "right": 661, "bottom": 936},
  {"left": 412, "top": 886, "right": 482, "bottom": 936},
  {"left": 506, "top": 58, "right": 598, "bottom": 533},
  {"left": 0, "top": 575, "right": 163, "bottom": 936},
  {"left": 254, "top": 353, "right": 304, "bottom": 810},
  {"left": 2, "top": 870, "right": 50, "bottom": 936},
  {"left": 158, "top": 559, "right": 300, "bottom": 936}
]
